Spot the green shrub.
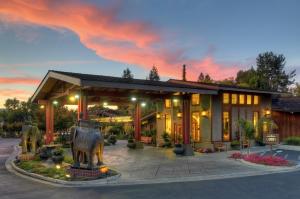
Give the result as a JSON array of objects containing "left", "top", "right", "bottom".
[
  {"left": 230, "top": 140, "right": 240, "bottom": 149},
  {"left": 161, "top": 132, "right": 172, "bottom": 148},
  {"left": 63, "top": 155, "right": 74, "bottom": 164},
  {"left": 284, "top": 136, "right": 300, "bottom": 146}
]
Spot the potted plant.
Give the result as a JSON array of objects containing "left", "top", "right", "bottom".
[
  {"left": 173, "top": 137, "right": 184, "bottom": 155},
  {"left": 238, "top": 119, "right": 255, "bottom": 155},
  {"left": 127, "top": 135, "right": 136, "bottom": 149},
  {"left": 141, "top": 130, "right": 154, "bottom": 144},
  {"left": 107, "top": 134, "right": 117, "bottom": 145},
  {"left": 51, "top": 148, "right": 64, "bottom": 164},
  {"left": 230, "top": 140, "right": 240, "bottom": 150},
  {"left": 39, "top": 147, "right": 50, "bottom": 160},
  {"left": 161, "top": 132, "right": 172, "bottom": 148}
]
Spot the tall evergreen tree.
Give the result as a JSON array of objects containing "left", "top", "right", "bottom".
[
  {"left": 122, "top": 68, "right": 134, "bottom": 79},
  {"left": 256, "top": 52, "right": 295, "bottom": 91},
  {"left": 148, "top": 66, "right": 160, "bottom": 81},
  {"left": 197, "top": 72, "right": 213, "bottom": 83}
]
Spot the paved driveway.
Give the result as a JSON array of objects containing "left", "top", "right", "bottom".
[{"left": 103, "top": 141, "right": 271, "bottom": 183}]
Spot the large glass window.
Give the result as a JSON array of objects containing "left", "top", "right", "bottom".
[
  {"left": 165, "top": 114, "right": 172, "bottom": 134},
  {"left": 223, "top": 112, "right": 230, "bottom": 141},
  {"left": 165, "top": 99, "right": 171, "bottom": 108},
  {"left": 253, "top": 112, "right": 259, "bottom": 138},
  {"left": 254, "top": 95, "right": 259, "bottom": 105},
  {"left": 173, "top": 99, "right": 180, "bottom": 107},
  {"left": 231, "top": 94, "right": 237, "bottom": 104},
  {"left": 239, "top": 94, "right": 245, "bottom": 104},
  {"left": 192, "top": 112, "right": 200, "bottom": 142},
  {"left": 223, "top": 93, "right": 230, "bottom": 104},
  {"left": 192, "top": 94, "right": 200, "bottom": 105},
  {"left": 246, "top": 95, "right": 252, "bottom": 105}
]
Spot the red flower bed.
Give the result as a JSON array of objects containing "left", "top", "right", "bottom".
[
  {"left": 229, "top": 153, "right": 290, "bottom": 166},
  {"left": 243, "top": 154, "right": 289, "bottom": 166}
]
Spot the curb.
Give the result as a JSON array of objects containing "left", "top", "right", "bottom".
[
  {"left": 5, "top": 145, "right": 300, "bottom": 187},
  {"left": 5, "top": 146, "right": 121, "bottom": 187}
]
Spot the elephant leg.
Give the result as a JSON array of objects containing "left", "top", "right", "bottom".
[
  {"left": 97, "top": 144, "right": 104, "bottom": 165},
  {"left": 73, "top": 151, "right": 80, "bottom": 168},
  {"left": 83, "top": 152, "right": 88, "bottom": 164},
  {"left": 87, "top": 152, "right": 93, "bottom": 169}
]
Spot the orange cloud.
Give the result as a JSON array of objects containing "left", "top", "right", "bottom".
[
  {"left": 0, "top": 0, "right": 239, "bottom": 80},
  {"left": 0, "top": 77, "right": 40, "bottom": 85}
]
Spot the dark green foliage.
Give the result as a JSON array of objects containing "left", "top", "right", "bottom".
[
  {"left": 122, "top": 68, "right": 134, "bottom": 79},
  {"left": 161, "top": 132, "right": 172, "bottom": 148},
  {"left": 230, "top": 140, "right": 240, "bottom": 149},
  {"left": 107, "top": 134, "right": 117, "bottom": 145},
  {"left": 108, "top": 125, "right": 124, "bottom": 135},
  {"left": 127, "top": 135, "right": 136, "bottom": 149},
  {"left": 148, "top": 66, "right": 160, "bottom": 81},
  {"left": 284, "top": 137, "right": 300, "bottom": 146},
  {"left": 236, "top": 52, "right": 296, "bottom": 92},
  {"left": 198, "top": 72, "right": 213, "bottom": 83}
]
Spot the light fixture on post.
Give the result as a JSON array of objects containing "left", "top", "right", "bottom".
[
  {"left": 131, "top": 97, "right": 137, "bottom": 102},
  {"left": 53, "top": 100, "right": 58, "bottom": 105},
  {"left": 141, "top": 102, "right": 146, "bottom": 107},
  {"left": 201, "top": 110, "right": 209, "bottom": 117},
  {"left": 177, "top": 112, "right": 182, "bottom": 118},
  {"left": 74, "top": 94, "right": 80, "bottom": 99},
  {"left": 264, "top": 108, "right": 271, "bottom": 116},
  {"left": 156, "top": 113, "right": 161, "bottom": 119}
]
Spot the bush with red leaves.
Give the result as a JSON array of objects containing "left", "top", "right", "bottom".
[{"left": 229, "top": 152, "right": 244, "bottom": 159}]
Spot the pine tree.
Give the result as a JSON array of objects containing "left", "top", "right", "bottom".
[
  {"left": 122, "top": 68, "right": 134, "bottom": 79},
  {"left": 198, "top": 72, "right": 213, "bottom": 83},
  {"left": 148, "top": 66, "right": 160, "bottom": 81}
]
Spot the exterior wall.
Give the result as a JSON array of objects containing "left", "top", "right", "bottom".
[
  {"left": 211, "top": 92, "right": 272, "bottom": 142},
  {"left": 272, "top": 111, "right": 300, "bottom": 141},
  {"left": 156, "top": 94, "right": 213, "bottom": 146},
  {"left": 211, "top": 95, "right": 222, "bottom": 141}
]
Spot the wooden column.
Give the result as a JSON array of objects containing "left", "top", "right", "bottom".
[
  {"left": 134, "top": 103, "right": 141, "bottom": 141},
  {"left": 182, "top": 94, "right": 194, "bottom": 155},
  {"left": 78, "top": 94, "right": 88, "bottom": 120},
  {"left": 45, "top": 101, "right": 54, "bottom": 144}
]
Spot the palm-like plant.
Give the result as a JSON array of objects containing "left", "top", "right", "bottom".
[{"left": 238, "top": 119, "right": 255, "bottom": 154}]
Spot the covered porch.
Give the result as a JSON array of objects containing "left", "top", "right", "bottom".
[{"left": 31, "top": 70, "right": 217, "bottom": 155}]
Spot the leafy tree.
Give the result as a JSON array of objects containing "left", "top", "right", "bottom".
[
  {"left": 148, "top": 66, "right": 160, "bottom": 81},
  {"left": 290, "top": 83, "right": 300, "bottom": 96},
  {"left": 197, "top": 72, "right": 213, "bottom": 83},
  {"left": 217, "top": 77, "right": 235, "bottom": 85},
  {"left": 256, "top": 52, "right": 295, "bottom": 91},
  {"left": 122, "top": 68, "right": 134, "bottom": 79},
  {"left": 236, "top": 67, "right": 259, "bottom": 88},
  {"left": 4, "top": 98, "right": 20, "bottom": 111}
]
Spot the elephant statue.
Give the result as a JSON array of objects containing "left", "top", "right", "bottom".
[
  {"left": 21, "top": 122, "right": 42, "bottom": 154},
  {"left": 71, "top": 120, "right": 104, "bottom": 169}
]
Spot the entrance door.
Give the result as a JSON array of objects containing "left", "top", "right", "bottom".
[
  {"left": 192, "top": 112, "right": 200, "bottom": 143},
  {"left": 174, "top": 123, "right": 182, "bottom": 143}
]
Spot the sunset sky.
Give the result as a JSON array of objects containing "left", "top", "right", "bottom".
[{"left": 0, "top": 0, "right": 300, "bottom": 107}]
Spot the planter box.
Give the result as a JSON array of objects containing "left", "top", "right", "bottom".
[{"left": 141, "top": 136, "right": 152, "bottom": 144}]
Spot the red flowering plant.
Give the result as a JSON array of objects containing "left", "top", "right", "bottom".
[
  {"left": 243, "top": 154, "right": 290, "bottom": 166},
  {"left": 229, "top": 152, "right": 244, "bottom": 159}
]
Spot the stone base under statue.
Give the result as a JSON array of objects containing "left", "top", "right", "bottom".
[
  {"left": 68, "top": 167, "right": 105, "bottom": 178},
  {"left": 18, "top": 153, "right": 35, "bottom": 161}
]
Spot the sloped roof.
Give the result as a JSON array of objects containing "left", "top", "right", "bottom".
[{"left": 272, "top": 97, "right": 300, "bottom": 113}]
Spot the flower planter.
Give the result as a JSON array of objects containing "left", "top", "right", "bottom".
[
  {"left": 141, "top": 136, "right": 152, "bottom": 144},
  {"left": 52, "top": 155, "right": 64, "bottom": 164},
  {"left": 173, "top": 144, "right": 184, "bottom": 155}
]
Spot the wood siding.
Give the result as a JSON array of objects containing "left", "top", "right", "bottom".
[{"left": 272, "top": 111, "right": 300, "bottom": 141}]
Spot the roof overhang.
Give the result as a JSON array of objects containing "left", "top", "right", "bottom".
[{"left": 31, "top": 71, "right": 81, "bottom": 102}]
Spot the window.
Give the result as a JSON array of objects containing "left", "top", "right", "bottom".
[
  {"left": 192, "top": 112, "right": 200, "bottom": 142},
  {"left": 165, "top": 99, "right": 171, "bottom": 108},
  {"left": 246, "top": 95, "right": 252, "bottom": 105},
  {"left": 254, "top": 95, "right": 259, "bottom": 105},
  {"left": 192, "top": 94, "right": 200, "bottom": 105},
  {"left": 231, "top": 94, "right": 237, "bottom": 104},
  {"left": 239, "top": 94, "right": 245, "bottom": 104},
  {"left": 165, "top": 114, "right": 172, "bottom": 134},
  {"left": 253, "top": 112, "right": 259, "bottom": 138},
  {"left": 223, "top": 93, "right": 230, "bottom": 104},
  {"left": 223, "top": 112, "right": 230, "bottom": 141}
]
